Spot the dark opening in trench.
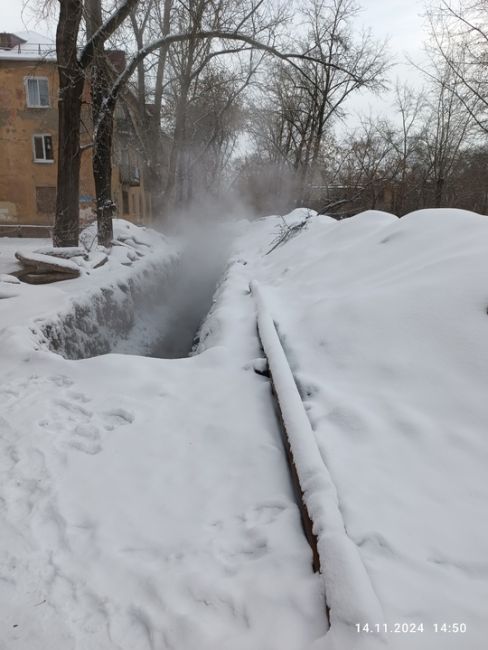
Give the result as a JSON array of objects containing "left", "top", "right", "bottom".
[
  {"left": 112, "top": 234, "right": 231, "bottom": 360},
  {"left": 148, "top": 251, "right": 224, "bottom": 359}
]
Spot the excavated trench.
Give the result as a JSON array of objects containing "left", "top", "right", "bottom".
[
  {"left": 39, "top": 232, "right": 231, "bottom": 361},
  {"left": 146, "top": 242, "right": 228, "bottom": 359}
]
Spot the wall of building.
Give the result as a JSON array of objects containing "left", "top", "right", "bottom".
[{"left": 0, "top": 58, "right": 149, "bottom": 227}]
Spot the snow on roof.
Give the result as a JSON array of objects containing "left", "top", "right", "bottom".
[
  {"left": 15, "top": 31, "right": 53, "bottom": 45},
  {"left": 0, "top": 30, "right": 56, "bottom": 61}
]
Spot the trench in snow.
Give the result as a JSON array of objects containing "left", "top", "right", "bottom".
[
  {"left": 147, "top": 241, "right": 228, "bottom": 359},
  {"left": 40, "top": 229, "right": 233, "bottom": 362},
  {"left": 105, "top": 231, "right": 232, "bottom": 360},
  {"left": 37, "top": 228, "right": 328, "bottom": 608}
]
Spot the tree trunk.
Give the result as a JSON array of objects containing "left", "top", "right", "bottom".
[
  {"left": 146, "top": 0, "right": 173, "bottom": 217},
  {"left": 53, "top": 0, "right": 84, "bottom": 247},
  {"left": 92, "top": 63, "right": 115, "bottom": 247},
  {"left": 164, "top": 74, "right": 192, "bottom": 211},
  {"left": 435, "top": 175, "right": 444, "bottom": 207},
  {"left": 86, "top": 0, "right": 115, "bottom": 246}
]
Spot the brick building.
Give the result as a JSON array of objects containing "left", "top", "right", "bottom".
[{"left": 0, "top": 31, "right": 151, "bottom": 231}]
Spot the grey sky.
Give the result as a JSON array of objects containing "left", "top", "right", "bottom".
[
  {"left": 2, "top": 0, "right": 54, "bottom": 35},
  {"left": 2, "top": 0, "right": 427, "bottom": 120},
  {"left": 3, "top": 0, "right": 426, "bottom": 47},
  {"left": 345, "top": 0, "right": 427, "bottom": 123},
  {"left": 359, "top": 0, "right": 425, "bottom": 53}
]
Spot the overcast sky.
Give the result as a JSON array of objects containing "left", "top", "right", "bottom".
[
  {"left": 3, "top": 0, "right": 426, "bottom": 47},
  {"left": 347, "top": 0, "right": 428, "bottom": 122},
  {"left": 2, "top": 0, "right": 427, "bottom": 121},
  {"left": 2, "top": 0, "right": 54, "bottom": 36}
]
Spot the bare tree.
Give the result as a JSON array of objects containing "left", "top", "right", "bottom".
[
  {"left": 385, "top": 83, "right": 426, "bottom": 214},
  {"left": 426, "top": 0, "right": 488, "bottom": 134},
  {"left": 88, "top": 10, "right": 376, "bottom": 226},
  {"left": 333, "top": 117, "right": 397, "bottom": 214},
  {"left": 85, "top": 0, "right": 119, "bottom": 245},
  {"left": 125, "top": 0, "right": 173, "bottom": 216},
  {"left": 52, "top": 0, "right": 398, "bottom": 244},
  {"left": 419, "top": 56, "right": 475, "bottom": 207},
  {"left": 245, "top": 0, "right": 388, "bottom": 206},
  {"left": 54, "top": 0, "right": 139, "bottom": 247}
]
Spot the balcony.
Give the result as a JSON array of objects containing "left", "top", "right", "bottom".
[{"left": 119, "top": 163, "right": 141, "bottom": 187}]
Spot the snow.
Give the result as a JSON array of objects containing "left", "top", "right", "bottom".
[
  {"left": 0, "top": 218, "right": 325, "bottom": 649},
  {"left": 0, "top": 350, "right": 326, "bottom": 649},
  {"left": 229, "top": 207, "right": 488, "bottom": 649},
  {"left": 0, "top": 31, "right": 56, "bottom": 60},
  {"left": 0, "top": 221, "right": 180, "bottom": 353},
  {"left": 253, "top": 280, "right": 384, "bottom": 649},
  {"left": 1, "top": 208, "right": 487, "bottom": 649},
  {"left": 15, "top": 250, "right": 82, "bottom": 273},
  {"left": 33, "top": 246, "right": 88, "bottom": 259},
  {"left": 0, "top": 274, "right": 21, "bottom": 284},
  {"left": 14, "top": 31, "right": 54, "bottom": 46},
  {"left": 0, "top": 238, "right": 50, "bottom": 275}
]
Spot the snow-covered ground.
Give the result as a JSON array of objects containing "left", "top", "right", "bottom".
[
  {"left": 1, "top": 209, "right": 487, "bottom": 649},
  {"left": 0, "top": 238, "right": 50, "bottom": 275},
  {"left": 200, "top": 207, "right": 488, "bottom": 649},
  {"left": 0, "top": 219, "right": 325, "bottom": 650}
]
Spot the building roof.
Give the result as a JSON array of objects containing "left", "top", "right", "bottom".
[
  {"left": 0, "top": 32, "right": 127, "bottom": 72},
  {"left": 0, "top": 31, "right": 56, "bottom": 61}
]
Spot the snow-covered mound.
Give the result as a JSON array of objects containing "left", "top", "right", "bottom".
[
  {"left": 212, "top": 207, "right": 487, "bottom": 649},
  {"left": 0, "top": 220, "right": 180, "bottom": 358},
  {"left": 1, "top": 209, "right": 487, "bottom": 650}
]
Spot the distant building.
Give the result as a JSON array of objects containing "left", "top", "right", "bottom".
[{"left": 0, "top": 31, "right": 151, "bottom": 231}]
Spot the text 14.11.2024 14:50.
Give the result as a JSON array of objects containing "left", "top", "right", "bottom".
[{"left": 355, "top": 623, "right": 467, "bottom": 634}]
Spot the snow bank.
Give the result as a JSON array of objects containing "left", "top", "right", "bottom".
[
  {"left": 0, "top": 220, "right": 180, "bottom": 358},
  {"left": 234, "top": 207, "right": 488, "bottom": 649}
]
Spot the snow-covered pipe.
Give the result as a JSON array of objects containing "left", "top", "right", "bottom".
[{"left": 252, "top": 280, "right": 385, "bottom": 649}]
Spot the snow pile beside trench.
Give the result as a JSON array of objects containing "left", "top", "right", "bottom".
[
  {"left": 0, "top": 220, "right": 180, "bottom": 359},
  {"left": 245, "top": 208, "right": 488, "bottom": 650}
]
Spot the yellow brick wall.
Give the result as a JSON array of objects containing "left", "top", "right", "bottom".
[{"left": 0, "top": 58, "right": 149, "bottom": 226}]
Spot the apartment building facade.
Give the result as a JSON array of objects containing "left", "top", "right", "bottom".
[{"left": 0, "top": 31, "right": 151, "bottom": 228}]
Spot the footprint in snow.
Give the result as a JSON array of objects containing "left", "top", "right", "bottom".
[
  {"left": 66, "top": 391, "right": 91, "bottom": 404},
  {"left": 39, "top": 390, "right": 134, "bottom": 455},
  {"left": 0, "top": 387, "right": 20, "bottom": 402},
  {"left": 244, "top": 502, "right": 287, "bottom": 527},
  {"left": 101, "top": 408, "right": 135, "bottom": 431},
  {"left": 68, "top": 423, "right": 102, "bottom": 455},
  {"left": 55, "top": 399, "right": 93, "bottom": 421},
  {"left": 40, "top": 394, "right": 101, "bottom": 454},
  {"left": 220, "top": 528, "right": 269, "bottom": 563},
  {"left": 212, "top": 506, "right": 287, "bottom": 569},
  {"left": 48, "top": 375, "right": 74, "bottom": 388}
]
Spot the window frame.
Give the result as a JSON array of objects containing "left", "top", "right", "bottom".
[
  {"left": 32, "top": 134, "right": 54, "bottom": 163},
  {"left": 25, "top": 76, "right": 50, "bottom": 108},
  {"left": 122, "top": 190, "right": 129, "bottom": 215}
]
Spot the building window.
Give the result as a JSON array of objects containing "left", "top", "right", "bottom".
[
  {"left": 33, "top": 135, "right": 54, "bottom": 163},
  {"left": 26, "top": 77, "right": 49, "bottom": 108},
  {"left": 122, "top": 190, "right": 129, "bottom": 215},
  {"left": 36, "top": 186, "right": 56, "bottom": 215}
]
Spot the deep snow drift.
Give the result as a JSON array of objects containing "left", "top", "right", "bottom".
[
  {"left": 1, "top": 208, "right": 488, "bottom": 649},
  {"left": 199, "top": 207, "right": 488, "bottom": 650}
]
